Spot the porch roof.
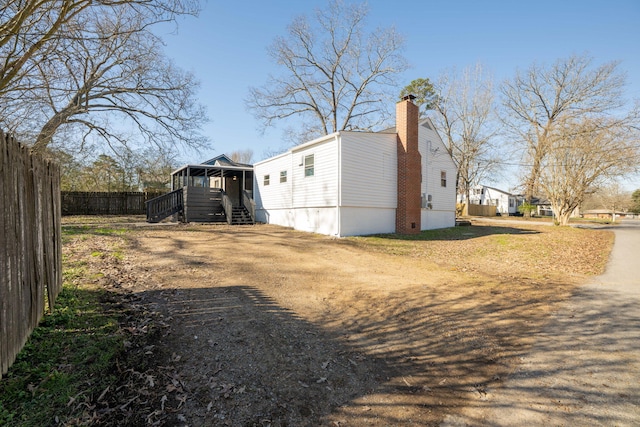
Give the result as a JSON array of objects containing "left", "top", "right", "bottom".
[{"left": 171, "top": 163, "right": 253, "bottom": 178}]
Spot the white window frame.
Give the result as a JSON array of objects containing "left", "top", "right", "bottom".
[{"left": 304, "top": 154, "right": 314, "bottom": 177}]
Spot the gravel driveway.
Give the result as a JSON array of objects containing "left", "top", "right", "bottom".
[{"left": 443, "top": 219, "right": 640, "bottom": 426}]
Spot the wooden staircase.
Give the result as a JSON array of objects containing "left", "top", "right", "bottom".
[
  {"left": 147, "top": 187, "right": 255, "bottom": 225},
  {"left": 146, "top": 188, "right": 183, "bottom": 223},
  {"left": 231, "top": 205, "right": 254, "bottom": 225}
]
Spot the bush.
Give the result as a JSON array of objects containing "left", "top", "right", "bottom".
[{"left": 518, "top": 202, "right": 537, "bottom": 217}]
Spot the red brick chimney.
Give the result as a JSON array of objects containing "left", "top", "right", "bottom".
[{"left": 396, "top": 95, "right": 421, "bottom": 234}]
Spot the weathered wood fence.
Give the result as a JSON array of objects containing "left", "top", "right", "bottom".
[
  {"left": 1, "top": 131, "right": 62, "bottom": 379},
  {"left": 62, "top": 191, "right": 164, "bottom": 215}
]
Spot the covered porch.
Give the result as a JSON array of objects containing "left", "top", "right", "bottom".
[
  {"left": 146, "top": 155, "right": 255, "bottom": 224},
  {"left": 170, "top": 163, "right": 254, "bottom": 206}
]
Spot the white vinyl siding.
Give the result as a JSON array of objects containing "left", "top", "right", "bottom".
[
  {"left": 419, "top": 119, "right": 457, "bottom": 229},
  {"left": 291, "top": 135, "right": 338, "bottom": 208},
  {"left": 339, "top": 132, "right": 397, "bottom": 208},
  {"left": 255, "top": 120, "right": 457, "bottom": 235},
  {"left": 254, "top": 154, "right": 292, "bottom": 210}
]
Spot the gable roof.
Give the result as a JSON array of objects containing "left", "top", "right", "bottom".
[
  {"left": 481, "top": 185, "right": 515, "bottom": 197},
  {"left": 202, "top": 154, "right": 252, "bottom": 168},
  {"left": 379, "top": 117, "right": 436, "bottom": 134}
]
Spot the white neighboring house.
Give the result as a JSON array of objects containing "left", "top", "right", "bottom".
[
  {"left": 460, "top": 185, "right": 524, "bottom": 216},
  {"left": 253, "top": 97, "right": 458, "bottom": 237}
]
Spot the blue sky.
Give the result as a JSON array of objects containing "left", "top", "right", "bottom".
[{"left": 158, "top": 0, "right": 640, "bottom": 188}]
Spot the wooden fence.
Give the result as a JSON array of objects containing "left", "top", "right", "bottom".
[
  {"left": 62, "top": 191, "right": 164, "bottom": 215},
  {"left": 1, "top": 131, "right": 62, "bottom": 379},
  {"left": 467, "top": 203, "right": 497, "bottom": 217}
]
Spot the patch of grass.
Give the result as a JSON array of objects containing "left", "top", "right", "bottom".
[
  {"left": 61, "top": 215, "right": 145, "bottom": 225},
  {"left": 0, "top": 278, "right": 124, "bottom": 426},
  {"left": 62, "top": 226, "right": 128, "bottom": 247}
]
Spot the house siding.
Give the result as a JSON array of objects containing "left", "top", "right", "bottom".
[
  {"left": 254, "top": 153, "right": 292, "bottom": 210},
  {"left": 291, "top": 136, "right": 339, "bottom": 208},
  {"left": 339, "top": 132, "right": 397, "bottom": 208},
  {"left": 254, "top": 134, "right": 340, "bottom": 235},
  {"left": 253, "top": 115, "right": 457, "bottom": 236},
  {"left": 419, "top": 120, "right": 457, "bottom": 230}
]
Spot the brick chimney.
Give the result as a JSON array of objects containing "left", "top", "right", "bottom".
[{"left": 396, "top": 95, "right": 421, "bottom": 234}]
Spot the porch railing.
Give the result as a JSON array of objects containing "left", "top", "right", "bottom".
[
  {"left": 146, "top": 188, "right": 184, "bottom": 223},
  {"left": 221, "top": 191, "right": 233, "bottom": 225},
  {"left": 242, "top": 190, "right": 255, "bottom": 223}
]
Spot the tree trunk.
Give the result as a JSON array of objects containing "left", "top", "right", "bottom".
[{"left": 32, "top": 107, "right": 75, "bottom": 153}]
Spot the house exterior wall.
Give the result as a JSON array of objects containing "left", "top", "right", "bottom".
[
  {"left": 254, "top": 134, "right": 341, "bottom": 235},
  {"left": 253, "top": 115, "right": 457, "bottom": 236},
  {"left": 339, "top": 132, "right": 397, "bottom": 208},
  {"left": 483, "top": 187, "right": 512, "bottom": 215},
  {"left": 254, "top": 153, "right": 292, "bottom": 211},
  {"left": 291, "top": 135, "right": 339, "bottom": 208},
  {"left": 338, "top": 131, "right": 397, "bottom": 236},
  {"left": 339, "top": 207, "right": 396, "bottom": 236},
  {"left": 418, "top": 120, "right": 457, "bottom": 229}
]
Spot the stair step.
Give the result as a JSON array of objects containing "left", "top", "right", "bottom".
[{"left": 230, "top": 205, "right": 254, "bottom": 225}]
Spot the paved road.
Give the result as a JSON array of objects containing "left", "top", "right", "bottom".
[{"left": 443, "top": 219, "right": 640, "bottom": 426}]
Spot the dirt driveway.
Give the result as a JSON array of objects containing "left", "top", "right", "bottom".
[{"left": 66, "top": 220, "right": 613, "bottom": 426}]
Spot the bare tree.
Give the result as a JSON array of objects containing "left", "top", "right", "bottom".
[
  {"left": 1, "top": 1, "right": 208, "bottom": 155},
  {"left": 594, "top": 183, "right": 632, "bottom": 221},
  {"left": 427, "top": 64, "right": 499, "bottom": 203},
  {"left": 0, "top": 0, "right": 200, "bottom": 96},
  {"left": 1, "top": 0, "right": 91, "bottom": 95},
  {"left": 501, "top": 55, "right": 635, "bottom": 202},
  {"left": 246, "top": 0, "right": 408, "bottom": 143},
  {"left": 229, "top": 149, "right": 254, "bottom": 164},
  {"left": 538, "top": 117, "right": 639, "bottom": 225}
]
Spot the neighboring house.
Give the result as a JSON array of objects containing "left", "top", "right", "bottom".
[
  {"left": 253, "top": 96, "right": 458, "bottom": 237},
  {"left": 460, "top": 185, "right": 524, "bottom": 216},
  {"left": 530, "top": 197, "right": 554, "bottom": 217},
  {"left": 528, "top": 197, "right": 581, "bottom": 218}
]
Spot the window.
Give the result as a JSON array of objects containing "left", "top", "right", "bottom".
[
  {"left": 304, "top": 154, "right": 314, "bottom": 177},
  {"left": 263, "top": 174, "right": 270, "bottom": 186},
  {"left": 280, "top": 170, "right": 287, "bottom": 183},
  {"left": 440, "top": 171, "right": 447, "bottom": 187}
]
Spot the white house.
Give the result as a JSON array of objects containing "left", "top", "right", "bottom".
[
  {"left": 460, "top": 185, "right": 524, "bottom": 216},
  {"left": 253, "top": 97, "right": 458, "bottom": 237}
]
